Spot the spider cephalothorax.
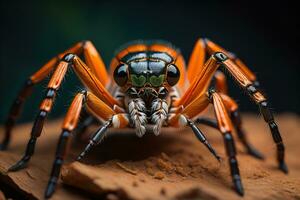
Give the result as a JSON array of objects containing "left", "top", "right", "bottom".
[
  {"left": 113, "top": 47, "right": 181, "bottom": 137},
  {"left": 1, "top": 39, "right": 288, "bottom": 198}
]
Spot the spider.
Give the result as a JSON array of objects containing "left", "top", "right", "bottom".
[{"left": 0, "top": 39, "right": 288, "bottom": 198}]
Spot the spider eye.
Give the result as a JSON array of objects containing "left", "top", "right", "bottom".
[
  {"left": 113, "top": 64, "right": 128, "bottom": 86},
  {"left": 166, "top": 64, "right": 180, "bottom": 86}
]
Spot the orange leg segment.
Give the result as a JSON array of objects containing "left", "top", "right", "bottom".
[
  {"left": 45, "top": 91, "right": 85, "bottom": 198},
  {"left": 169, "top": 93, "right": 220, "bottom": 162},
  {"left": 45, "top": 90, "right": 128, "bottom": 198},
  {"left": 212, "top": 55, "right": 287, "bottom": 172},
  {"left": 1, "top": 41, "right": 110, "bottom": 150},
  {"left": 174, "top": 55, "right": 219, "bottom": 107},
  {"left": 7, "top": 53, "right": 120, "bottom": 173},
  {"left": 71, "top": 55, "right": 119, "bottom": 107},
  {"left": 214, "top": 71, "right": 228, "bottom": 94},
  {"left": 209, "top": 91, "right": 244, "bottom": 196},
  {"left": 181, "top": 42, "right": 287, "bottom": 173},
  {"left": 204, "top": 39, "right": 257, "bottom": 82},
  {"left": 187, "top": 38, "right": 206, "bottom": 83},
  {"left": 220, "top": 93, "right": 264, "bottom": 159}
]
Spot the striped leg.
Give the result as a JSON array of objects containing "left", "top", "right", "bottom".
[
  {"left": 209, "top": 90, "right": 244, "bottom": 196},
  {"left": 0, "top": 80, "right": 33, "bottom": 150},
  {"left": 1, "top": 40, "right": 109, "bottom": 150},
  {"left": 170, "top": 90, "right": 243, "bottom": 195},
  {"left": 45, "top": 91, "right": 86, "bottom": 198},
  {"left": 213, "top": 53, "right": 288, "bottom": 173},
  {"left": 169, "top": 94, "right": 220, "bottom": 162},
  {"left": 219, "top": 93, "right": 264, "bottom": 159},
  {"left": 8, "top": 54, "right": 119, "bottom": 172},
  {"left": 177, "top": 45, "right": 288, "bottom": 173},
  {"left": 45, "top": 91, "right": 128, "bottom": 198}
]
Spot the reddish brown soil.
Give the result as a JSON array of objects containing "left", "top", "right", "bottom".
[{"left": 0, "top": 114, "right": 299, "bottom": 200}]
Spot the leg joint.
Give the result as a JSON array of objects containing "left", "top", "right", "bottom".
[
  {"left": 231, "top": 110, "right": 241, "bottom": 126},
  {"left": 81, "top": 40, "right": 90, "bottom": 47},
  {"left": 213, "top": 52, "right": 229, "bottom": 62},
  {"left": 224, "top": 132, "right": 236, "bottom": 157},
  {"left": 246, "top": 84, "right": 258, "bottom": 94},
  {"left": 269, "top": 122, "right": 283, "bottom": 143},
  {"left": 80, "top": 89, "right": 88, "bottom": 103},
  {"left": 259, "top": 101, "right": 274, "bottom": 122},
  {"left": 62, "top": 53, "right": 76, "bottom": 63},
  {"left": 45, "top": 88, "right": 56, "bottom": 98},
  {"left": 253, "top": 81, "right": 260, "bottom": 88},
  {"left": 208, "top": 88, "right": 216, "bottom": 101}
]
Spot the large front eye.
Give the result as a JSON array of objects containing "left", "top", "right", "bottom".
[
  {"left": 166, "top": 64, "right": 180, "bottom": 86},
  {"left": 113, "top": 64, "right": 128, "bottom": 86}
]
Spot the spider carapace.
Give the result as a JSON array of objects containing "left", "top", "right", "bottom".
[{"left": 1, "top": 39, "right": 288, "bottom": 198}]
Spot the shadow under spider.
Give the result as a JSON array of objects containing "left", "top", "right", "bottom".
[{"left": 71, "top": 128, "right": 192, "bottom": 164}]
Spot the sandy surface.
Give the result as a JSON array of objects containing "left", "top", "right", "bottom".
[{"left": 0, "top": 113, "right": 299, "bottom": 200}]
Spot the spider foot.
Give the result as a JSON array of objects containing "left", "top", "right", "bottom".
[
  {"left": 45, "top": 178, "right": 57, "bottom": 198},
  {"left": 279, "top": 161, "right": 289, "bottom": 174},
  {"left": 204, "top": 141, "right": 222, "bottom": 162},
  {"left": 8, "top": 156, "right": 30, "bottom": 172},
  {"left": 246, "top": 146, "right": 264, "bottom": 160},
  {"left": 233, "top": 175, "right": 244, "bottom": 196},
  {"left": 77, "top": 151, "right": 87, "bottom": 161},
  {"left": 77, "top": 141, "right": 94, "bottom": 161}
]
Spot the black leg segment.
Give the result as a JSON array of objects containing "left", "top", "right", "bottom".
[
  {"left": 195, "top": 117, "right": 219, "bottom": 129},
  {"left": 8, "top": 88, "right": 56, "bottom": 171},
  {"left": 187, "top": 119, "right": 221, "bottom": 162},
  {"left": 45, "top": 130, "right": 72, "bottom": 198},
  {"left": 77, "top": 120, "right": 112, "bottom": 161},
  {"left": 259, "top": 101, "right": 288, "bottom": 173},
  {"left": 73, "top": 110, "right": 97, "bottom": 140},
  {"left": 1, "top": 79, "right": 34, "bottom": 150},
  {"left": 224, "top": 132, "right": 244, "bottom": 196},
  {"left": 231, "top": 110, "right": 264, "bottom": 159},
  {"left": 246, "top": 84, "right": 288, "bottom": 173},
  {"left": 8, "top": 110, "right": 48, "bottom": 171}
]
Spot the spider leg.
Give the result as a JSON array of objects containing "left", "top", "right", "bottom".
[
  {"left": 170, "top": 89, "right": 244, "bottom": 195},
  {"left": 209, "top": 90, "right": 244, "bottom": 196},
  {"left": 177, "top": 46, "right": 288, "bottom": 173},
  {"left": 45, "top": 91, "right": 128, "bottom": 198},
  {"left": 1, "top": 40, "right": 110, "bottom": 150},
  {"left": 169, "top": 95, "right": 220, "bottom": 162},
  {"left": 213, "top": 71, "right": 228, "bottom": 94},
  {"left": 220, "top": 93, "right": 264, "bottom": 159},
  {"left": 187, "top": 38, "right": 206, "bottom": 83},
  {"left": 76, "top": 93, "right": 129, "bottom": 161},
  {"left": 186, "top": 118, "right": 221, "bottom": 162},
  {"left": 213, "top": 53, "right": 288, "bottom": 173},
  {"left": 0, "top": 79, "right": 34, "bottom": 150},
  {"left": 8, "top": 59, "right": 70, "bottom": 171},
  {"left": 204, "top": 39, "right": 259, "bottom": 86},
  {"left": 8, "top": 54, "right": 120, "bottom": 172},
  {"left": 45, "top": 91, "right": 86, "bottom": 198},
  {"left": 174, "top": 55, "right": 219, "bottom": 107},
  {"left": 76, "top": 120, "right": 112, "bottom": 161},
  {"left": 211, "top": 71, "right": 263, "bottom": 159},
  {"left": 196, "top": 115, "right": 264, "bottom": 160},
  {"left": 196, "top": 117, "right": 219, "bottom": 128},
  {"left": 73, "top": 110, "right": 98, "bottom": 142}
]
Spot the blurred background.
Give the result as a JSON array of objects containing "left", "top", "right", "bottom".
[{"left": 0, "top": 0, "right": 299, "bottom": 123}]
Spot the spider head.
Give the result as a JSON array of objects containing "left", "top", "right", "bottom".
[{"left": 113, "top": 61, "right": 180, "bottom": 90}]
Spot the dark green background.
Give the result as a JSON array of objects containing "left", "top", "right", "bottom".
[{"left": 1, "top": 0, "right": 299, "bottom": 123}]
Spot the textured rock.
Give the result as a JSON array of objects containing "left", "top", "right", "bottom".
[{"left": 0, "top": 114, "right": 300, "bottom": 200}]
